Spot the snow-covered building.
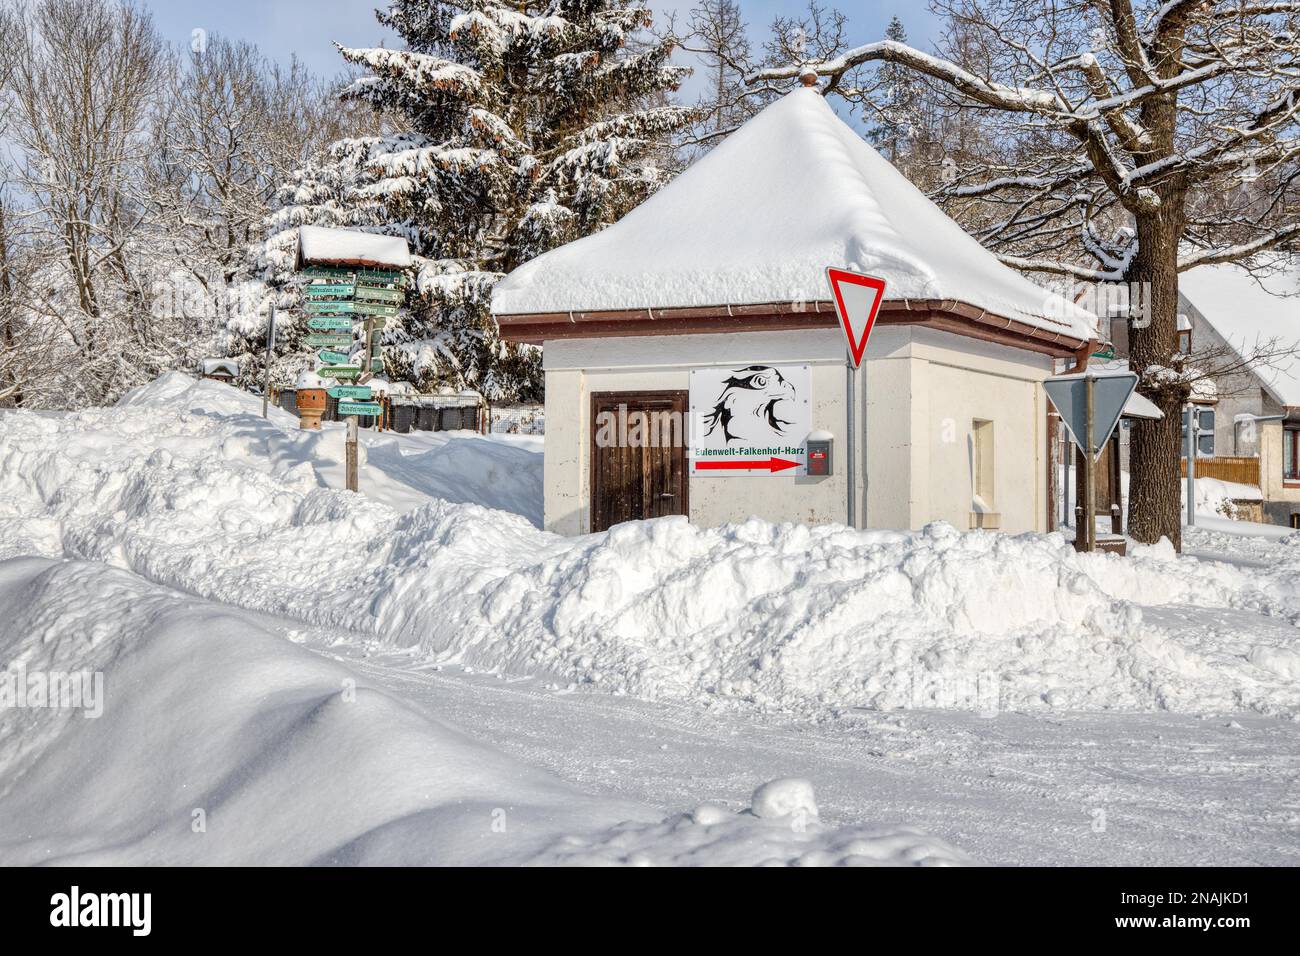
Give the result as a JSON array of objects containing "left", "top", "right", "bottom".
[
  {"left": 492, "top": 86, "right": 1098, "bottom": 535},
  {"left": 1176, "top": 258, "right": 1300, "bottom": 525},
  {"left": 199, "top": 358, "right": 239, "bottom": 383}
]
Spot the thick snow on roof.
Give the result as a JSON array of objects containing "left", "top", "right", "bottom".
[
  {"left": 200, "top": 358, "right": 238, "bottom": 376},
  {"left": 297, "top": 225, "right": 411, "bottom": 269},
  {"left": 493, "top": 88, "right": 1096, "bottom": 340},
  {"left": 1180, "top": 258, "right": 1300, "bottom": 406}
]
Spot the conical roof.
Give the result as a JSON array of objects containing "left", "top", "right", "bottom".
[{"left": 493, "top": 87, "right": 1096, "bottom": 340}]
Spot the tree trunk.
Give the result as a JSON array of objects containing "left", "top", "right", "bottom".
[{"left": 1125, "top": 205, "right": 1189, "bottom": 549}]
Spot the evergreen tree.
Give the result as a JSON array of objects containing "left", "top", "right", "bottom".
[
  {"left": 250, "top": 1, "right": 693, "bottom": 403},
  {"left": 865, "top": 16, "right": 918, "bottom": 166}
]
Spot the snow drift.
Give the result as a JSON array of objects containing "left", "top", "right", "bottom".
[
  {"left": 2, "top": 373, "right": 1300, "bottom": 717},
  {"left": 0, "top": 557, "right": 970, "bottom": 866}
]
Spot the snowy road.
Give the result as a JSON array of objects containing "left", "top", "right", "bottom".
[{"left": 330, "top": 637, "right": 1300, "bottom": 867}]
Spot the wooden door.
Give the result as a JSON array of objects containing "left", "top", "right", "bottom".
[{"left": 590, "top": 391, "right": 689, "bottom": 532}]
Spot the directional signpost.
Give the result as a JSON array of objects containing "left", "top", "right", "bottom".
[
  {"left": 305, "top": 283, "right": 355, "bottom": 297},
  {"left": 338, "top": 401, "right": 383, "bottom": 417},
  {"left": 305, "top": 300, "right": 355, "bottom": 314},
  {"left": 327, "top": 385, "right": 371, "bottom": 401},
  {"left": 306, "top": 316, "right": 353, "bottom": 332},
  {"left": 826, "top": 268, "right": 887, "bottom": 528},
  {"left": 317, "top": 364, "right": 362, "bottom": 380},
  {"left": 295, "top": 244, "right": 408, "bottom": 493},
  {"left": 1043, "top": 370, "right": 1137, "bottom": 553}
]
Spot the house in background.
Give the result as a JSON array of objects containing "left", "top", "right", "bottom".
[
  {"left": 199, "top": 358, "right": 239, "bottom": 384},
  {"left": 1176, "top": 258, "right": 1300, "bottom": 526},
  {"left": 492, "top": 85, "right": 1097, "bottom": 536},
  {"left": 1097, "top": 257, "right": 1300, "bottom": 525}
]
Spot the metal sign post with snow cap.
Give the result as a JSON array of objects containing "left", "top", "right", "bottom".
[
  {"left": 1042, "top": 369, "right": 1137, "bottom": 553},
  {"left": 826, "top": 268, "right": 887, "bottom": 529}
]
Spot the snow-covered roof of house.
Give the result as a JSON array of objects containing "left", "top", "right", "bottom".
[
  {"left": 1179, "top": 258, "right": 1300, "bottom": 407},
  {"left": 492, "top": 87, "right": 1097, "bottom": 344},
  {"left": 297, "top": 225, "right": 411, "bottom": 270},
  {"left": 201, "top": 358, "right": 239, "bottom": 376},
  {"left": 1123, "top": 390, "right": 1163, "bottom": 420}
]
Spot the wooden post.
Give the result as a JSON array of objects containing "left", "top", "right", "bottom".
[{"left": 345, "top": 416, "right": 359, "bottom": 492}]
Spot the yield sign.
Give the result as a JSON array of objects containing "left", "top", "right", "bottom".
[
  {"left": 1043, "top": 370, "right": 1137, "bottom": 460},
  {"left": 826, "top": 268, "right": 887, "bottom": 368}
]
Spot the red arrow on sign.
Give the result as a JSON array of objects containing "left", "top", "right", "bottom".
[
  {"left": 694, "top": 457, "right": 800, "bottom": 473},
  {"left": 826, "top": 267, "right": 887, "bottom": 368}
]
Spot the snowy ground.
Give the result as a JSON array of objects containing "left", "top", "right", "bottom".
[{"left": 1, "top": 374, "right": 1298, "bottom": 865}]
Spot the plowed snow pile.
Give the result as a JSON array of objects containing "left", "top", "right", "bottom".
[
  {"left": 0, "top": 557, "right": 968, "bottom": 865},
  {"left": 2, "top": 373, "right": 1299, "bottom": 717}
]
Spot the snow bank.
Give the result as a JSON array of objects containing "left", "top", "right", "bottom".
[
  {"left": 0, "top": 558, "right": 969, "bottom": 866},
  {"left": 3, "top": 374, "right": 1300, "bottom": 718}
]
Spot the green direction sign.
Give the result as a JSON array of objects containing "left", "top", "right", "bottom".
[
  {"left": 354, "top": 286, "right": 402, "bottom": 303},
  {"left": 371, "top": 357, "right": 384, "bottom": 373},
  {"left": 318, "top": 364, "right": 362, "bottom": 380},
  {"left": 303, "top": 266, "right": 356, "bottom": 280},
  {"left": 306, "top": 315, "right": 352, "bottom": 332},
  {"left": 356, "top": 268, "right": 405, "bottom": 283},
  {"left": 327, "top": 385, "right": 372, "bottom": 400},
  {"left": 305, "top": 332, "right": 352, "bottom": 349},
  {"left": 317, "top": 349, "right": 351, "bottom": 365},
  {"left": 338, "top": 401, "right": 383, "bottom": 417},
  {"left": 354, "top": 301, "right": 398, "bottom": 317},
  {"left": 305, "top": 283, "right": 355, "bottom": 298},
  {"left": 305, "top": 300, "right": 356, "bottom": 314}
]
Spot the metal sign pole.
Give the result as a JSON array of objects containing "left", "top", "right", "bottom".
[
  {"left": 859, "top": 359, "right": 866, "bottom": 529},
  {"left": 261, "top": 303, "right": 276, "bottom": 418},
  {"left": 845, "top": 354, "right": 855, "bottom": 528},
  {"left": 1186, "top": 405, "right": 1197, "bottom": 528},
  {"left": 1062, "top": 429, "right": 1071, "bottom": 527},
  {"left": 1084, "top": 372, "right": 1096, "bottom": 552}
]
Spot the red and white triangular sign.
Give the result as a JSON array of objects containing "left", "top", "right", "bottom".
[{"left": 826, "top": 268, "right": 887, "bottom": 368}]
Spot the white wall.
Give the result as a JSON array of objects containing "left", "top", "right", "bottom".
[{"left": 542, "top": 326, "right": 1053, "bottom": 535}]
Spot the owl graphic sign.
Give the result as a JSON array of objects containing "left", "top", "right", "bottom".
[{"left": 689, "top": 364, "right": 812, "bottom": 475}]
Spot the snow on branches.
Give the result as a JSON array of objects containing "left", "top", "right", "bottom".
[{"left": 248, "top": 0, "right": 694, "bottom": 401}]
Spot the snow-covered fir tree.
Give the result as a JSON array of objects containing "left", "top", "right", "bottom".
[
  {"left": 865, "top": 16, "right": 919, "bottom": 166},
  {"left": 244, "top": 0, "right": 693, "bottom": 403}
]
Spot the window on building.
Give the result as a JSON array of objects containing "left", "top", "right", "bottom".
[
  {"left": 1176, "top": 314, "right": 1192, "bottom": 354},
  {"left": 972, "top": 419, "right": 995, "bottom": 512},
  {"left": 1285, "top": 428, "right": 1300, "bottom": 482}
]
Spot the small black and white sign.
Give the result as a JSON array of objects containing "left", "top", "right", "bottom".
[{"left": 689, "top": 364, "right": 812, "bottom": 475}]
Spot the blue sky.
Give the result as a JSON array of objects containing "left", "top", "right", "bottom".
[{"left": 142, "top": 1, "right": 940, "bottom": 87}]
